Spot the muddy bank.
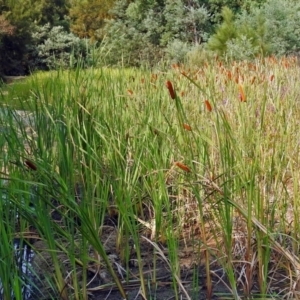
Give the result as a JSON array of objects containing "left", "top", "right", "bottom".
[
  {"left": 1, "top": 75, "right": 27, "bottom": 84},
  {"left": 27, "top": 226, "right": 229, "bottom": 300}
]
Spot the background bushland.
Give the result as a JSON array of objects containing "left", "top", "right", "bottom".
[{"left": 1, "top": 0, "right": 300, "bottom": 75}]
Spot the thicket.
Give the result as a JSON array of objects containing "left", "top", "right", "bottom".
[
  {"left": 102, "top": 0, "right": 212, "bottom": 66},
  {"left": 27, "top": 23, "right": 87, "bottom": 70},
  {"left": 0, "top": 14, "right": 14, "bottom": 80},
  {"left": 1, "top": 0, "right": 300, "bottom": 74},
  {"left": 0, "top": 0, "right": 75, "bottom": 76},
  {"left": 208, "top": 0, "right": 300, "bottom": 60}
]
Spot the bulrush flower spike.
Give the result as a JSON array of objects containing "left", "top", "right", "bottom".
[
  {"left": 183, "top": 123, "right": 192, "bottom": 131},
  {"left": 166, "top": 80, "right": 176, "bottom": 99},
  {"left": 24, "top": 160, "right": 37, "bottom": 171},
  {"left": 238, "top": 84, "right": 246, "bottom": 102},
  {"left": 175, "top": 161, "right": 191, "bottom": 173},
  {"left": 205, "top": 100, "right": 212, "bottom": 112}
]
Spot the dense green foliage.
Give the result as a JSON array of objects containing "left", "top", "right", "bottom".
[
  {"left": 0, "top": 0, "right": 71, "bottom": 75},
  {"left": 0, "top": 14, "right": 14, "bottom": 79},
  {"left": 69, "top": 0, "right": 115, "bottom": 40},
  {"left": 103, "top": 0, "right": 212, "bottom": 65},
  {"left": 1, "top": 0, "right": 300, "bottom": 73},
  {"left": 208, "top": 0, "right": 300, "bottom": 59},
  {"left": 27, "top": 23, "right": 87, "bottom": 70}
]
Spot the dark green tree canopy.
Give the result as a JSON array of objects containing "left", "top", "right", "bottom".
[{"left": 1, "top": 0, "right": 299, "bottom": 73}]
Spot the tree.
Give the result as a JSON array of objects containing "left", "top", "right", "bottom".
[
  {"left": 0, "top": 14, "right": 14, "bottom": 37},
  {"left": 0, "top": 14, "right": 14, "bottom": 78},
  {"left": 260, "top": 0, "right": 300, "bottom": 55},
  {"left": 0, "top": 0, "right": 37, "bottom": 74},
  {"left": 163, "top": 0, "right": 211, "bottom": 46},
  {"left": 207, "top": 0, "right": 300, "bottom": 60},
  {"left": 0, "top": 0, "right": 70, "bottom": 26},
  {"left": 38, "top": 0, "right": 70, "bottom": 27},
  {"left": 206, "top": 0, "right": 267, "bottom": 23},
  {"left": 27, "top": 23, "right": 86, "bottom": 70},
  {"left": 102, "top": 0, "right": 211, "bottom": 65},
  {"left": 206, "top": 6, "right": 237, "bottom": 56},
  {"left": 0, "top": 0, "right": 71, "bottom": 75},
  {"left": 69, "top": 0, "right": 115, "bottom": 40}
]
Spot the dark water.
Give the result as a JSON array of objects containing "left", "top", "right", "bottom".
[
  {"left": 0, "top": 109, "right": 80, "bottom": 300},
  {"left": 0, "top": 186, "right": 33, "bottom": 300},
  {"left": 0, "top": 109, "right": 36, "bottom": 298},
  {"left": 0, "top": 240, "right": 34, "bottom": 300},
  {"left": 15, "top": 241, "right": 33, "bottom": 299}
]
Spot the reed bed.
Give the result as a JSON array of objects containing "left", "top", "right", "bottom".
[{"left": 0, "top": 56, "right": 300, "bottom": 299}]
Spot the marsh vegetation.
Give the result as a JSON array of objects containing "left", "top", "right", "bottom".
[{"left": 1, "top": 56, "right": 300, "bottom": 299}]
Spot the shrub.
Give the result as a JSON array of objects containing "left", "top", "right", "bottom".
[
  {"left": 261, "top": 0, "right": 300, "bottom": 55},
  {"left": 0, "top": 25, "right": 32, "bottom": 76},
  {"left": 0, "top": 15, "right": 15, "bottom": 37},
  {"left": 164, "top": 39, "right": 191, "bottom": 63},
  {"left": 28, "top": 23, "right": 87, "bottom": 70},
  {"left": 207, "top": 7, "right": 238, "bottom": 56},
  {"left": 185, "top": 44, "right": 215, "bottom": 67},
  {"left": 0, "top": 15, "right": 17, "bottom": 78},
  {"left": 226, "top": 35, "right": 259, "bottom": 60},
  {"left": 103, "top": 0, "right": 211, "bottom": 66}
]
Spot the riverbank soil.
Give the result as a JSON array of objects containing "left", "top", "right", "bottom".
[{"left": 27, "top": 220, "right": 289, "bottom": 300}]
